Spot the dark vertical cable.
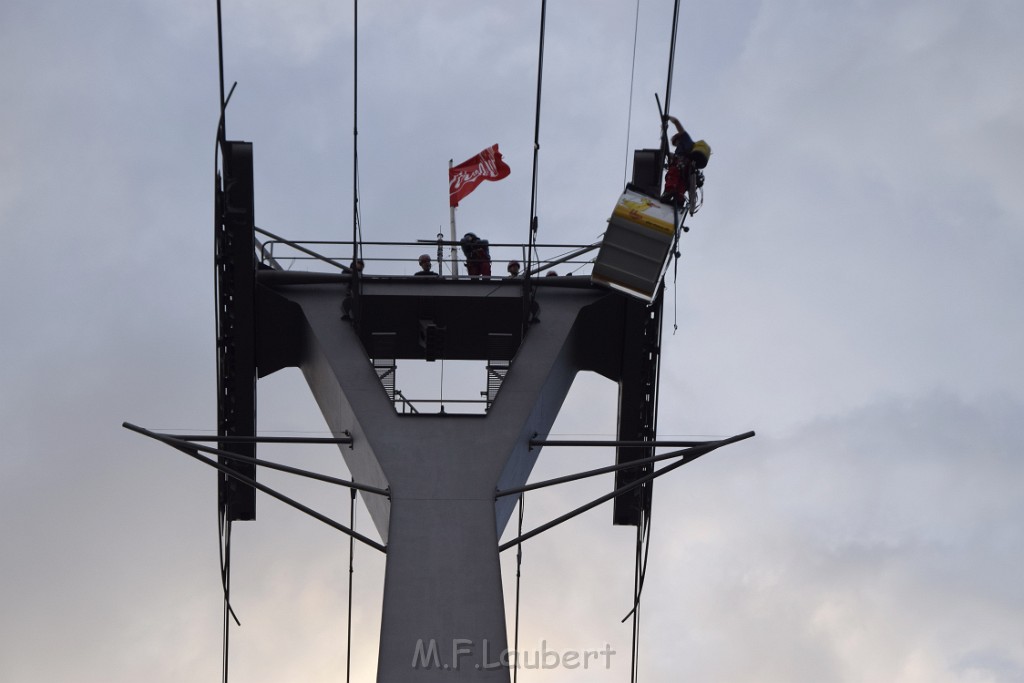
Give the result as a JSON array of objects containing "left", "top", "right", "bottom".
[
  {"left": 216, "top": 0, "right": 226, "bottom": 141},
  {"left": 623, "top": 0, "right": 642, "bottom": 187},
  {"left": 346, "top": 488, "right": 356, "bottom": 683},
  {"left": 352, "top": 0, "right": 360, "bottom": 261},
  {"left": 221, "top": 516, "right": 232, "bottom": 683},
  {"left": 525, "top": 0, "right": 548, "bottom": 284},
  {"left": 512, "top": 494, "right": 525, "bottom": 683},
  {"left": 523, "top": 0, "right": 548, "bottom": 329},
  {"left": 630, "top": 517, "right": 642, "bottom": 683},
  {"left": 662, "top": 0, "right": 681, "bottom": 119},
  {"left": 216, "top": 5, "right": 229, "bottom": 681}
]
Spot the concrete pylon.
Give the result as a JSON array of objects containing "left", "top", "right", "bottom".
[{"left": 268, "top": 280, "right": 617, "bottom": 682}]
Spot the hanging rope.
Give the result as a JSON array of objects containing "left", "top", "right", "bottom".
[
  {"left": 345, "top": 488, "right": 356, "bottom": 683},
  {"left": 512, "top": 494, "right": 525, "bottom": 683},
  {"left": 672, "top": 246, "right": 680, "bottom": 334}
]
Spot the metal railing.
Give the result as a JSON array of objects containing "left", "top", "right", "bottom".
[{"left": 255, "top": 232, "right": 600, "bottom": 279}]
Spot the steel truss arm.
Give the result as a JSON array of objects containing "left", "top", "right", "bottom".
[
  {"left": 174, "top": 434, "right": 353, "bottom": 445},
  {"left": 529, "top": 438, "right": 719, "bottom": 449},
  {"left": 124, "top": 423, "right": 382, "bottom": 494},
  {"left": 123, "top": 423, "right": 387, "bottom": 552},
  {"left": 499, "top": 431, "right": 752, "bottom": 499},
  {"left": 497, "top": 431, "right": 754, "bottom": 551}
]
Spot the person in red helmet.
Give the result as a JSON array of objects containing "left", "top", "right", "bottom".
[
  {"left": 661, "top": 115, "right": 711, "bottom": 205},
  {"left": 460, "top": 232, "right": 492, "bottom": 278}
]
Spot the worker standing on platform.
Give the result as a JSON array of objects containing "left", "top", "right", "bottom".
[
  {"left": 415, "top": 254, "right": 439, "bottom": 277},
  {"left": 661, "top": 115, "right": 711, "bottom": 204},
  {"left": 460, "top": 232, "right": 492, "bottom": 278}
]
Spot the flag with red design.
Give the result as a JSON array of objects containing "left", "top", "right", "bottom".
[{"left": 449, "top": 144, "right": 511, "bottom": 207}]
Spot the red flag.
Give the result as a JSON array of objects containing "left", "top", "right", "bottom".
[{"left": 449, "top": 144, "right": 511, "bottom": 207}]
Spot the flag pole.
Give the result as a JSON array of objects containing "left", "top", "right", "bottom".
[{"left": 449, "top": 159, "right": 460, "bottom": 279}]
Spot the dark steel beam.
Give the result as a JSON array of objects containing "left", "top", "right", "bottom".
[
  {"left": 173, "top": 434, "right": 352, "bottom": 445},
  {"left": 217, "top": 139, "right": 258, "bottom": 521},
  {"left": 529, "top": 438, "right": 719, "bottom": 449}
]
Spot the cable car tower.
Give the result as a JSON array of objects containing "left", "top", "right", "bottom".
[{"left": 125, "top": 2, "right": 753, "bottom": 681}]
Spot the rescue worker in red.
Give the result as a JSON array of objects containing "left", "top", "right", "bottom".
[
  {"left": 460, "top": 232, "right": 492, "bottom": 278},
  {"left": 661, "top": 115, "right": 711, "bottom": 204}
]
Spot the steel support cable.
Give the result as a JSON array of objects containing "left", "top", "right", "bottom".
[
  {"left": 629, "top": 513, "right": 644, "bottom": 683},
  {"left": 512, "top": 494, "right": 525, "bottom": 683},
  {"left": 219, "top": 510, "right": 239, "bottom": 683},
  {"left": 527, "top": 0, "right": 548, "bottom": 258},
  {"left": 221, "top": 512, "right": 229, "bottom": 683},
  {"left": 217, "top": 509, "right": 241, "bottom": 624},
  {"left": 497, "top": 432, "right": 754, "bottom": 551},
  {"left": 218, "top": 511, "right": 241, "bottom": 630},
  {"left": 524, "top": 0, "right": 549, "bottom": 325},
  {"left": 345, "top": 488, "right": 356, "bottom": 683},
  {"left": 355, "top": 155, "right": 364, "bottom": 256},
  {"left": 627, "top": 513, "right": 653, "bottom": 683},
  {"left": 662, "top": 0, "right": 682, "bottom": 121},
  {"left": 622, "top": 0, "right": 643, "bottom": 187},
  {"left": 622, "top": 511, "right": 652, "bottom": 624},
  {"left": 125, "top": 424, "right": 385, "bottom": 496},
  {"left": 124, "top": 423, "right": 387, "bottom": 552},
  {"left": 661, "top": 0, "right": 684, "bottom": 338},
  {"left": 497, "top": 431, "right": 753, "bottom": 499},
  {"left": 216, "top": 0, "right": 226, "bottom": 141},
  {"left": 352, "top": 0, "right": 360, "bottom": 261},
  {"left": 214, "top": 6, "right": 236, "bottom": 680}
]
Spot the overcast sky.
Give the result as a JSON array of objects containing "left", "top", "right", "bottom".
[{"left": 2, "top": 0, "right": 1023, "bottom": 681}]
